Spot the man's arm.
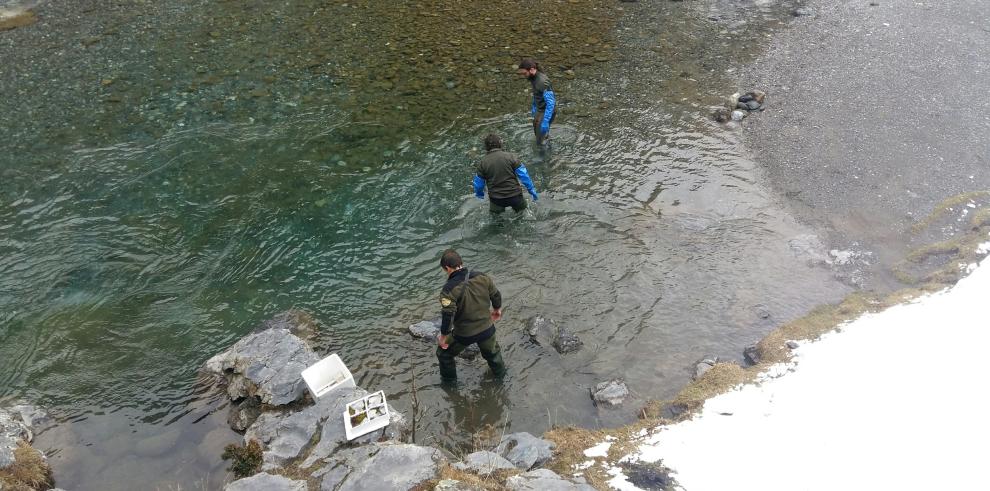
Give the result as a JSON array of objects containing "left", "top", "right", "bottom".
[
  {"left": 439, "top": 291, "right": 457, "bottom": 335},
  {"left": 540, "top": 89, "right": 556, "bottom": 134},
  {"left": 514, "top": 164, "right": 538, "bottom": 201},
  {"left": 488, "top": 276, "right": 503, "bottom": 321},
  {"left": 531, "top": 95, "right": 538, "bottom": 117}
]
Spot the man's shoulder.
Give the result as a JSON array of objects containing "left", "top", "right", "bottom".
[{"left": 535, "top": 72, "right": 552, "bottom": 91}]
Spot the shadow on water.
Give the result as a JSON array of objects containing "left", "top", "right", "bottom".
[{"left": 0, "top": 0, "right": 854, "bottom": 489}]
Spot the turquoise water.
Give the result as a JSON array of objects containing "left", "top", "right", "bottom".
[{"left": 1, "top": 0, "right": 848, "bottom": 488}]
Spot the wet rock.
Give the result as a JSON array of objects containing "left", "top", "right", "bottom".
[
  {"left": 793, "top": 7, "right": 817, "bottom": 17},
  {"left": 258, "top": 309, "right": 320, "bottom": 343},
  {"left": 731, "top": 110, "right": 746, "bottom": 121},
  {"left": 314, "top": 442, "right": 446, "bottom": 491},
  {"left": 204, "top": 325, "right": 320, "bottom": 406},
  {"left": 592, "top": 379, "right": 629, "bottom": 408},
  {"left": 694, "top": 356, "right": 719, "bottom": 380},
  {"left": 712, "top": 107, "right": 732, "bottom": 123},
  {"left": 786, "top": 340, "right": 800, "bottom": 349},
  {"left": 494, "top": 432, "right": 555, "bottom": 470},
  {"left": 505, "top": 469, "right": 596, "bottom": 491},
  {"left": 738, "top": 99, "right": 762, "bottom": 111},
  {"left": 453, "top": 450, "right": 516, "bottom": 476},
  {"left": 743, "top": 344, "right": 761, "bottom": 365},
  {"left": 526, "top": 316, "right": 583, "bottom": 354},
  {"left": 407, "top": 319, "right": 480, "bottom": 359},
  {"left": 224, "top": 472, "right": 307, "bottom": 491},
  {"left": 228, "top": 398, "right": 262, "bottom": 432},
  {"left": 619, "top": 461, "right": 675, "bottom": 490}
]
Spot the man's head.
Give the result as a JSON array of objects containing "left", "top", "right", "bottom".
[
  {"left": 440, "top": 249, "right": 463, "bottom": 273},
  {"left": 517, "top": 58, "right": 540, "bottom": 79},
  {"left": 483, "top": 133, "right": 503, "bottom": 152}
]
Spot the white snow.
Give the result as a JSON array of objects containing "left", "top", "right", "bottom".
[
  {"left": 583, "top": 441, "right": 613, "bottom": 458},
  {"left": 614, "top": 258, "right": 990, "bottom": 491}
]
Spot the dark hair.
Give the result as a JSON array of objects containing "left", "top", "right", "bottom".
[
  {"left": 483, "top": 133, "right": 503, "bottom": 152},
  {"left": 518, "top": 57, "right": 541, "bottom": 71},
  {"left": 440, "top": 249, "right": 463, "bottom": 269}
]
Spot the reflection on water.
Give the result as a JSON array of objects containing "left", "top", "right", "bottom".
[{"left": 1, "top": 0, "right": 848, "bottom": 489}]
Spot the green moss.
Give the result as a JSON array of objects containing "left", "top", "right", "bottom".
[
  {"left": 911, "top": 191, "right": 990, "bottom": 233},
  {"left": 221, "top": 439, "right": 263, "bottom": 479}
]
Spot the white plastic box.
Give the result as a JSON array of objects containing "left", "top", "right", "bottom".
[
  {"left": 301, "top": 353, "right": 356, "bottom": 399},
  {"left": 343, "top": 390, "right": 390, "bottom": 441}
]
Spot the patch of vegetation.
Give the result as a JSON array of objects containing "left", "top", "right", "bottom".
[
  {"left": 910, "top": 191, "right": 990, "bottom": 233},
  {"left": 0, "top": 441, "right": 55, "bottom": 491},
  {"left": 544, "top": 426, "right": 611, "bottom": 490},
  {"left": 221, "top": 439, "right": 263, "bottom": 479}
]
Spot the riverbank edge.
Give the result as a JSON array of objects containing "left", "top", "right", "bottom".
[{"left": 539, "top": 199, "right": 990, "bottom": 490}]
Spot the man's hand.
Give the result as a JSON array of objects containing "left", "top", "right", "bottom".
[
  {"left": 491, "top": 308, "right": 502, "bottom": 322},
  {"left": 437, "top": 333, "right": 451, "bottom": 350}
]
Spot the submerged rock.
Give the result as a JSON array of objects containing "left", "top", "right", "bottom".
[
  {"left": 743, "top": 344, "right": 761, "bottom": 365},
  {"left": 592, "top": 379, "right": 629, "bottom": 408},
  {"left": 0, "top": 8, "right": 37, "bottom": 31},
  {"left": 453, "top": 450, "right": 516, "bottom": 476},
  {"left": 505, "top": 468, "right": 596, "bottom": 491},
  {"left": 228, "top": 398, "right": 262, "bottom": 432},
  {"left": 407, "top": 319, "right": 480, "bottom": 359},
  {"left": 494, "top": 432, "right": 555, "bottom": 470},
  {"left": 526, "top": 316, "right": 583, "bottom": 354},
  {"left": 224, "top": 472, "right": 307, "bottom": 491},
  {"left": 204, "top": 324, "right": 320, "bottom": 406}
]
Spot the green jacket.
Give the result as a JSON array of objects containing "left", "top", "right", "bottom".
[
  {"left": 477, "top": 149, "right": 523, "bottom": 200},
  {"left": 439, "top": 269, "right": 502, "bottom": 338}
]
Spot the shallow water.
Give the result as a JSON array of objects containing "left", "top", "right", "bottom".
[{"left": 1, "top": 0, "right": 851, "bottom": 489}]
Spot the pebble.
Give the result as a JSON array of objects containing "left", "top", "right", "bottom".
[{"left": 731, "top": 110, "right": 746, "bottom": 121}]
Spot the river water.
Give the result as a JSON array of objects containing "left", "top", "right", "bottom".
[{"left": 2, "top": 1, "right": 854, "bottom": 489}]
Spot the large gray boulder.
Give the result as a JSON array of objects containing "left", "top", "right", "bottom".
[
  {"left": 315, "top": 442, "right": 446, "bottom": 491},
  {"left": 408, "top": 319, "right": 480, "bottom": 359},
  {"left": 453, "top": 450, "right": 516, "bottom": 476},
  {"left": 505, "top": 469, "right": 596, "bottom": 491},
  {"left": 300, "top": 388, "right": 406, "bottom": 469},
  {"left": 224, "top": 472, "right": 307, "bottom": 491},
  {"left": 494, "top": 432, "right": 555, "bottom": 470},
  {"left": 526, "top": 316, "right": 583, "bottom": 354},
  {"left": 1, "top": 406, "right": 35, "bottom": 468},
  {"left": 204, "top": 327, "right": 320, "bottom": 406},
  {"left": 592, "top": 379, "right": 629, "bottom": 408}
]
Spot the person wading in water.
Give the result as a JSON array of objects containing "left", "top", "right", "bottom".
[
  {"left": 517, "top": 57, "right": 557, "bottom": 146},
  {"left": 473, "top": 133, "right": 539, "bottom": 214},
  {"left": 435, "top": 249, "right": 507, "bottom": 382}
]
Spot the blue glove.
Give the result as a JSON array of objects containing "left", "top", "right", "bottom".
[
  {"left": 473, "top": 175, "right": 486, "bottom": 199},
  {"left": 515, "top": 164, "right": 538, "bottom": 201}
]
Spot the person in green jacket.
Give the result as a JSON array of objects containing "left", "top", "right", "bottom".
[
  {"left": 473, "top": 134, "right": 539, "bottom": 214},
  {"left": 436, "top": 249, "right": 507, "bottom": 382}
]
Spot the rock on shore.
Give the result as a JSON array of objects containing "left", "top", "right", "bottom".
[{"left": 1, "top": 404, "right": 55, "bottom": 490}]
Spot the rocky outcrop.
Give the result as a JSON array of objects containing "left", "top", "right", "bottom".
[
  {"left": 526, "top": 316, "right": 583, "bottom": 354},
  {"left": 592, "top": 379, "right": 629, "bottom": 408},
  {"left": 204, "top": 326, "right": 320, "bottom": 406},
  {"left": 212, "top": 312, "right": 436, "bottom": 491},
  {"left": 224, "top": 472, "right": 307, "bottom": 491},
  {"left": 0, "top": 404, "right": 54, "bottom": 490},
  {"left": 312, "top": 442, "right": 446, "bottom": 491},
  {"left": 494, "top": 432, "right": 555, "bottom": 470},
  {"left": 453, "top": 450, "right": 515, "bottom": 476},
  {"left": 505, "top": 469, "right": 596, "bottom": 491}
]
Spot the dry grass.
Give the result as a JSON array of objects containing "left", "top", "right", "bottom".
[
  {"left": 0, "top": 442, "right": 54, "bottom": 491},
  {"left": 410, "top": 463, "right": 520, "bottom": 491},
  {"left": 0, "top": 9, "right": 37, "bottom": 31},
  {"left": 543, "top": 426, "right": 611, "bottom": 490}
]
